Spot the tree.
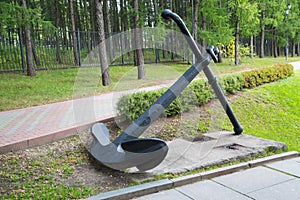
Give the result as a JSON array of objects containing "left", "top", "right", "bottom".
[
  {"left": 284, "top": 1, "right": 300, "bottom": 58},
  {"left": 192, "top": 0, "right": 199, "bottom": 41},
  {"left": 228, "top": 0, "right": 259, "bottom": 65},
  {"left": 96, "top": 0, "right": 110, "bottom": 86},
  {"left": 132, "top": 0, "right": 145, "bottom": 79},
  {"left": 69, "top": 0, "right": 79, "bottom": 65},
  {"left": 259, "top": 2, "right": 266, "bottom": 58},
  {"left": 198, "top": 0, "right": 232, "bottom": 61},
  {"left": 20, "top": 0, "right": 36, "bottom": 76},
  {"left": 54, "top": 0, "right": 62, "bottom": 63}
]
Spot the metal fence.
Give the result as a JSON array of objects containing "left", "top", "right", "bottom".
[{"left": 0, "top": 28, "right": 189, "bottom": 72}]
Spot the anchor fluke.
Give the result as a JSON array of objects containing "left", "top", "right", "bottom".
[{"left": 90, "top": 123, "right": 168, "bottom": 171}]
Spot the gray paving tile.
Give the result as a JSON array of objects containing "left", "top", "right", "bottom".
[
  {"left": 213, "top": 166, "right": 294, "bottom": 194},
  {"left": 292, "top": 156, "right": 300, "bottom": 163},
  {"left": 132, "top": 189, "right": 191, "bottom": 200},
  {"left": 248, "top": 178, "right": 300, "bottom": 200},
  {"left": 176, "top": 180, "right": 251, "bottom": 200},
  {"left": 267, "top": 158, "right": 300, "bottom": 177}
]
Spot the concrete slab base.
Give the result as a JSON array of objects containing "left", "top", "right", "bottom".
[{"left": 129, "top": 131, "right": 286, "bottom": 174}]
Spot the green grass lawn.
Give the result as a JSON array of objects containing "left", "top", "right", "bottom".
[
  {"left": 222, "top": 71, "right": 300, "bottom": 151},
  {"left": 0, "top": 56, "right": 299, "bottom": 111}
]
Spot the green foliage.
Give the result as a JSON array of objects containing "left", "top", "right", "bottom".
[
  {"left": 242, "top": 64, "right": 294, "bottom": 88},
  {"left": 117, "top": 87, "right": 198, "bottom": 121},
  {"left": 227, "top": 0, "right": 260, "bottom": 37},
  {"left": 189, "top": 79, "right": 212, "bottom": 105},
  {"left": 198, "top": 0, "right": 233, "bottom": 45},
  {"left": 117, "top": 64, "right": 293, "bottom": 120},
  {"left": 225, "top": 39, "right": 251, "bottom": 61},
  {"left": 0, "top": 2, "right": 54, "bottom": 33},
  {"left": 218, "top": 73, "right": 245, "bottom": 94},
  {"left": 117, "top": 90, "right": 160, "bottom": 120}
]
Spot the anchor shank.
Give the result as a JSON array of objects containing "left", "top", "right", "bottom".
[
  {"left": 162, "top": 9, "right": 243, "bottom": 134},
  {"left": 113, "top": 57, "right": 210, "bottom": 145}
]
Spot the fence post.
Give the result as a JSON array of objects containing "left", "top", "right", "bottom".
[
  {"left": 77, "top": 29, "right": 81, "bottom": 67},
  {"left": 18, "top": 28, "right": 26, "bottom": 72},
  {"left": 155, "top": 43, "right": 159, "bottom": 63}
]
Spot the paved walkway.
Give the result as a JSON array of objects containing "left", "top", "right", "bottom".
[
  {"left": 292, "top": 60, "right": 300, "bottom": 70},
  {"left": 0, "top": 61, "right": 299, "bottom": 153},
  {"left": 133, "top": 155, "right": 300, "bottom": 200},
  {"left": 0, "top": 82, "right": 172, "bottom": 153}
]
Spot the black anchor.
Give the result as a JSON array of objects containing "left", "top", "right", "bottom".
[{"left": 89, "top": 9, "right": 243, "bottom": 172}]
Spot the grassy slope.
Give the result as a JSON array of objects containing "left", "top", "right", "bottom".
[{"left": 224, "top": 71, "right": 300, "bottom": 151}]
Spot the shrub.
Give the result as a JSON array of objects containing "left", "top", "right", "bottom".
[
  {"left": 117, "top": 64, "right": 294, "bottom": 120},
  {"left": 218, "top": 73, "right": 245, "bottom": 94},
  {"left": 189, "top": 79, "right": 212, "bottom": 105},
  {"left": 117, "top": 87, "right": 198, "bottom": 121},
  {"left": 242, "top": 64, "right": 294, "bottom": 88},
  {"left": 116, "top": 90, "right": 161, "bottom": 121}
]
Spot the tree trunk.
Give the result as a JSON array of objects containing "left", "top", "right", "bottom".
[
  {"left": 191, "top": 0, "right": 199, "bottom": 64},
  {"left": 250, "top": 35, "right": 254, "bottom": 58},
  {"left": 20, "top": 0, "right": 36, "bottom": 76},
  {"left": 147, "top": 1, "right": 152, "bottom": 27},
  {"left": 74, "top": 0, "right": 81, "bottom": 31},
  {"left": 159, "top": 0, "right": 164, "bottom": 9},
  {"left": 120, "top": 0, "right": 125, "bottom": 31},
  {"left": 200, "top": 11, "right": 206, "bottom": 48},
  {"left": 291, "top": 40, "right": 295, "bottom": 57},
  {"left": 54, "top": 0, "right": 62, "bottom": 63},
  {"left": 192, "top": 0, "right": 198, "bottom": 41},
  {"left": 31, "top": 39, "right": 41, "bottom": 66},
  {"left": 90, "top": 0, "right": 96, "bottom": 48},
  {"left": 133, "top": 0, "right": 145, "bottom": 79},
  {"left": 83, "top": 0, "right": 91, "bottom": 53},
  {"left": 260, "top": 29, "right": 265, "bottom": 58},
  {"left": 273, "top": 29, "right": 278, "bottom": 58},
  {"left": 235, "top": 18, "right": 240, "bottom": 65},
  {"left": 297, "top": 43, "right": 300, "bottom": 57},
  {"left": 69, "top": 0, "right": 79, "bottom": 65},
  {"left": 111, "top": 0, "right": 120, "bottom": 56},
  {"left": 103, "top": 0, "right": 112, "bottom": 63},
  {"left": 153, "top": 0, "right": 158, "bottom": 27},
  {"left": 96, "top": 0, "right": 110, "bottom": 86},
  {"left": 259, "top": 11, "right": 265, "bottom": 58}
]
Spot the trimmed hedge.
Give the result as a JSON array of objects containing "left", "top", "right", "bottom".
[
  {"left": 242, "top": 64, "right": 294, "bottom": 88},
  {"left": 116, "top": 87, "right": 199, "bottom": 120},
  {"left": 117, "top": 64, "right": 294, "bottom": 121}
]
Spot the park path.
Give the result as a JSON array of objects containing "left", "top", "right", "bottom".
[
  {"left": 0, "top": 81, "right": 172, "bottom": 153},
  {"left": 0, "top": 61, "right": 299, "bottom": 153}
]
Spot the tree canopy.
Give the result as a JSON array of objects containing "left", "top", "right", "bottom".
[{"left": 0, "top": 0, "right": 299, "bottom": 74}]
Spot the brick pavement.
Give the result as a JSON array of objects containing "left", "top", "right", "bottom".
[{"left": 0, "top": 82, "right": 171, "bottom": 153}]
